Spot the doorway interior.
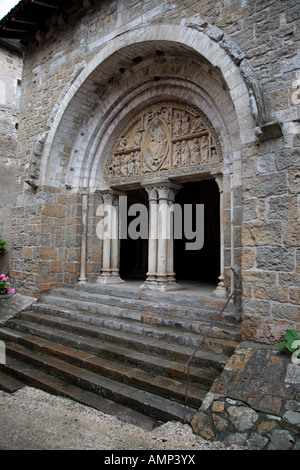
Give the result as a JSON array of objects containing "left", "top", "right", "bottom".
[
  {"left": 174, "top": 179, "right": 220, "bottom": 284},
  {"left": 120, "top": 188, "right": 149, "bottom": 280},
  {"left": 119, "top": 179, "right": 220, "bottom": 285}
]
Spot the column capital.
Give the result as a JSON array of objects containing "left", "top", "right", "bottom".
[
  {"left": 142, "top": 179, "right": 182, "bottom": 202},
  {"left": 214, "top": 174, "right": 223, "bottom": 192}
]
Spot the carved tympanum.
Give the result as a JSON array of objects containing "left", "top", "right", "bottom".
[{"left": 104, "top": 102, "right": 222, "bottom": 184}]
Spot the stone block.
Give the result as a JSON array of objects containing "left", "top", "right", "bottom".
[
  {"left": 289, "top": 288, "right": 300, "bottom": 305},
  {"left": 242, "top": 222, "right": 282, "bottom": 246},
  {"left": 243, "top": 174, "right": 288, "bottom": 198},
  {"left": 241, "top": 248, "right": 255, "bottom": 270},
  {"left": 283, "top": 222, "right": 300, "bottom": 247},
  {"left": 42, "top": 204, "right": 66, "bottom": 218},
  {"left": 242, "top": 270, "right": 276, "bottom": 284},
  {"left": 227, "top": 405, "right": 259, "bottom": 431},
  {"left": 268, "top": 195, "right": 299, "bottom": 220},
  {"left": 288, "top": 169, "right": 300, "bottom": 194},
  {"left": 40, "top": 247, "right": 57, "bottom": 260},
  {"left": 253, "top": 285, "right": 289, "bottom": 303},
  {"left": 256, "top": 247, "right": 294, "bottom": 271},
  {"left": 241, "top": 314, "right": 266, "bottom": 341},
  {"left": 50, "top": 261, "right": 63, "bottom": 273}
]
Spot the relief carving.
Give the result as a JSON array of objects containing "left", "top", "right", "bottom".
[
  {"left": 26, "top": 132, "right": 47, "bottom": 189},
  {"left": 103, "top": 102, "right": 222, "bottom": 184}
]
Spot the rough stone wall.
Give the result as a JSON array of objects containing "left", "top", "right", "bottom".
[
  {"left": 0, "top": 43, "right": 22, "bottom": 272},
  {"left": 10, "top": 187, "right": 82, "bottom": 297},
  {"left": 191, "top": 342, "right": 300, "bottom": 450},
  {"left": 9, "top": 0, "right": 300, "bottom": 346}
]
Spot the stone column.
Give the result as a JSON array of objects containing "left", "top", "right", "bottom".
[
  {"left": 97, "top": 189, "right": 124, "bottom": 285},
  {"left": 78, "top": 192, "right": 88, "bottom": 284},
  {"left": 213, "top": 176, "right": 227, "bottom": 297},
  {"left": 144, "top": 186, "right": 158, "bottom": 286},
  {"left": 166, "top": 187, "right": 178, "bottom": 284},
  {"left": 110, "top": 193, "right": 121, "bottom": 280},
  {"left": 141, "top": 180, "right": 181, "bottom": 291},
  {"left": 157, "top": 185, "right": 169, "bottom": 284}
]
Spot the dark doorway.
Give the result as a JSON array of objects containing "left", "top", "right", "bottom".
[
  {"left": 120, "top": 188, "right": 149, "bottom": 280},
  {"left": 174, "top": 179, "right": 220, "bottom": 283}
]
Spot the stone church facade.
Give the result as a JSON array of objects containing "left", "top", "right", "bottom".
[{"left": 0, "top": 0, "right": 300, "bottom": 445}]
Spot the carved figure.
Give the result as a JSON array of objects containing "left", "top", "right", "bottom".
[
  {"left": 133, "top": 152, "right": 141, "bottom": 174},
  {"left": 201, "top": 135, "right": 209, "bottom": 163},
  {"left": 173, "top": 112, "right": 182, "bottom": 137},
  {"left": 128, "top": 153, "right": 134, "bottom": 175},
  {"left": 192, "top": 116, "right": 206, "bottom": 133},
  {"left": 134, "top": 125, "right": 143, "bottom": 146},
  {"left": 181, "top": 140, "right": 190, "bottom": 166},
  {"left": 173, "top": 142, "right": 181, "bottom": 167},
  {"left": 191, "top": 138, "right": 200, "bottom": 164},
  {"left": 148, "top": 119, "right": 167, "bottom": 167},
  {"left": 26, "top": 132, "right": 47, "bottom": 189},
  {"left": 117, "top": 136, "right": 127, "bottom": 151},
  {"left": 112, "top": 155, "right": 120, "bottom": 177},
  {"left": 181, "top": 112, "right": 190, "bottom": 135},
  {"left": 120, "top": 154, "right": 127, "bottom": 176}
]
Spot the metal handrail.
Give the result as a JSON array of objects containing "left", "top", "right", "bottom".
[{"left": 184, "top": 268, "right": 242, "bottom": 423}]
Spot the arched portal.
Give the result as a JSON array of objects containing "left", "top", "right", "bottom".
[{"left": 39, "top": 23, "right": 259, "bottom": 297}]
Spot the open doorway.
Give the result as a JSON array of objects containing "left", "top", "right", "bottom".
[
  {"left": 174, "top": 179, "right": 220, "bottom": 284},
  {"left": 120, "top": 188, "right": 149, "bottom": 280}
]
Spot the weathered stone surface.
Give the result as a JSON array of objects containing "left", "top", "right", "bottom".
[
  {"left": 191, "top": 342, "right": 300, "bottom": 449},
  {"left": 268, "top": 429, "right": 295, "bottom": 450},
  {"left": 227, "top": 405, "right": 258, "bottom": 431}
]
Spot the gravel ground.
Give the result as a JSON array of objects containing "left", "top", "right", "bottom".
[{"left": 0, "top": 386, "right": 242, "bottom": 451}]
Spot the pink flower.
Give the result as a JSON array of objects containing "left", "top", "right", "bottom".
[{"left": 7, "top": 287, "right": 15, "bottom": 294}]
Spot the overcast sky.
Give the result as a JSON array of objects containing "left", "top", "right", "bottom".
[{"left": 0, "top": 0, "right": 19, "bottom": 20}]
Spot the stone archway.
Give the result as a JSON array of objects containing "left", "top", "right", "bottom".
[{"left": 39, "top": 22, "right": 261, "bottom": 299}]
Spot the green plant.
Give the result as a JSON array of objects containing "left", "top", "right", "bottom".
[
  {"left": 0, "top": 238, "right": 6, "bottom": 254},
  {"left": 276, "top": 329, "right": 300, "bottom": 354}
]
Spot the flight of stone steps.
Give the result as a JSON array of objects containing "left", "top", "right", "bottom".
[{"left": 0, "top": 282, "right": 241, "bottom": 429}]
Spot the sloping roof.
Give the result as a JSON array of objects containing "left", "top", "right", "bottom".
[{"left": 0, "top": 0, "right": 67, "bottom": 41}]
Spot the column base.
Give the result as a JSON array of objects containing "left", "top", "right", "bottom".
[
  {"left": 213, "top": 281, "right": 227, "bottom": 298},
  {"left": 97, "top": 274, "right": 124, "bottom": 285},
  {"left": 78, "top": 277, "right": 87, "bottom": 284},
  {"left": 140, "top": 279, "right": 184, "bottom": 292}
]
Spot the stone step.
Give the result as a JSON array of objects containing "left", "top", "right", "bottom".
[
  {"left": 2, "top": 342, "right": 197, "bottom": 424},
  {"left": 0, "top": 282, "right": 240, "bottom": 425},
  {"left": 33, "top": 295, "right": 241, "bottom": 342},
  {"left": 2, "top": 315, "right": 227, "bottom": 371},
  {"left": 0, "top": 358, "right": 159, "bottom": 430},
  {"left": 0, "top": 369, "right": 26, "bottom": 393},
  {"left": 9, "top": 309, "right": 238, "bottom": 357},
  {"left": 74, "top": 282, "right": 235, "bottom": 311},
  {"left": 0, "top": 325, "right": 219, "bottom": 389},
  {"left": 43, "top": 285, "right": 240, "bottom": 324},
  {"left": 0, "top": 330, "right": 207, "bottom": 409}
]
